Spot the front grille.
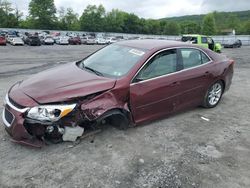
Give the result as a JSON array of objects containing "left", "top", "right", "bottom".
[
  {"left": 9, "top": 97, "right": 25, "bottom": 109},
  {"left": 4, "top": 108, "right": 14, "bottom": 125}
]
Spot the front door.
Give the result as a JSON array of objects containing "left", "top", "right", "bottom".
[{"left": 130, "top": 49, "right": 181, "bottom": 124}]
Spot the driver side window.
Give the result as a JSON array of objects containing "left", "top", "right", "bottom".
[{"left": 135, "top": 49, "right": 177, "bottom": 81}]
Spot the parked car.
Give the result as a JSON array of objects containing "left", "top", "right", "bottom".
[
  {"left": 55, "top": 36, "right": 69, "bottom": 45},
  {"left": 106, "top": 37, "right": 118, "bottom": 44},
  {"left": 0, "top": 30, "right": 8, "bottom": 36},
  {"left": 6, "top": 35, "right": 16, "bottom": 43},
  {"left": 85, "top": 36, "right": 96, "bottom": 45},
  {"left": 40, "top": 36, "right": 54, "bottom": 45},
  {"left": 95, "top": 37, "right": 107, "bottom": 45},
  {"left": 25, "top": 35, "right": 41, "bottom": 46},
  {"left": 2, "top": 40, "right": 234, "bottom": 147},
  {"left": 80, "top": 36, "right": 87, "bottom": 44},
  {"left": 223, "top": 39, "right": 242, "bottom": 48},
  {"left": 68, "top": 36, "right": 81, "bottom": 45},
  {"left": 10, "top": 37, "right": 24, "bottom": 46},
  {"left": 181, "top": 34, "right": 222, "bottom": 53},
  {"left": 0, "top": 35, "right": 7, "bottom": 45}
]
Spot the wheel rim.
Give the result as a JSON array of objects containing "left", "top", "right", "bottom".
[{"left": 208, "top": 83, "right": 222, "bottom": 106}]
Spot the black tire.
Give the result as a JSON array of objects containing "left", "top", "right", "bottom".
[
  {"left": 203, "top": 81, "right": 224, "bottom": 108},
  {"left": 100, "top": 110, "right": 130, "bottom": 130},
  {"left": 109, "top": 114, "right": 130, "bottom": 130}
]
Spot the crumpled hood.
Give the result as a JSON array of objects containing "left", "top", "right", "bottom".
[{"left": 9, "top": 62, "right": 116, "bottom": 105}]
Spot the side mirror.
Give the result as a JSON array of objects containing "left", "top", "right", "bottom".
[
  {"left": 133, "top": 74, "right": 147, "bottom": 83},
  {"left": 134, "top": 77, "right": 144, "bottom": 82}
]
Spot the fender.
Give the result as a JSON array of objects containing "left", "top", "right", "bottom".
[{"left": 80, "top": 90, "right": 132, "bottom": 122}]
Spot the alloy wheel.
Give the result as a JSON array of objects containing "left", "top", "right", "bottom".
[{"left": 208, "top": 83, "right": 222, "bottom": 106}]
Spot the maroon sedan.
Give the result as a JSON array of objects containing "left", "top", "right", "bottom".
[
  {"left": 68, "top": 36, "right": 81, "bottom": 45},
  {"left": 2, "top": 40, "right": 234, "bottom": 147},
  {"left": 0, "top": 35, "right": 7, "bottom": 45}
]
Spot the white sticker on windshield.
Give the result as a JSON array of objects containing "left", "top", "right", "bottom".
[{"left": 129, "top": 49, "right": 145, "bottom": 56}]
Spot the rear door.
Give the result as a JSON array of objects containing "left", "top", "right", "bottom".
[{"left": 175, "top": 48, "right": 213, "bottom": 110}]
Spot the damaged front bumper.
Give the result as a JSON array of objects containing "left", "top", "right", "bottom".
[
  {"left": 2, "top": 95, "right": 85, "bottom": 148},
  {"left": 2, "top": 96, "right": 44, "bottom": 147}
]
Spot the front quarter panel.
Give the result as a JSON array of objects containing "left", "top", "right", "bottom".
[{"left": 80, "top": 86, "right": 131, "bottom": 122}]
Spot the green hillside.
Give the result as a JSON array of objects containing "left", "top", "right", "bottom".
[
  {"left": 161, "top": 10, "right": 250, "bottom": 34},
  {"left": 162, "top": 10, "right": 250, "bottom": 23}
]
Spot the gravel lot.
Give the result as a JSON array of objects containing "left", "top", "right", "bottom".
[{"left": 0, "top": 44, "right": 249, "bottom": 188}]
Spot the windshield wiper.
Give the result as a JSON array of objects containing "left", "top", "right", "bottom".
[
  {"left": 85, "top": 66, "right": 103, "bottom": 76},
  {"left": 80, "top": 61, "right": 103, "bottom": 76}
]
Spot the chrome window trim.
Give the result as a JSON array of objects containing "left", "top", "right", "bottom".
[
  {"left": 5, "top": 94, "right": 29, "bottom": 113},
  {"left": 2, "top": 108, "right": 14, "bottom": 127},
  {"left": 130, "top": 46, "right": 212, "bottom": 85}
]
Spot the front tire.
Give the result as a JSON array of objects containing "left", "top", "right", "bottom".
[
  {"left": 203, "top": 81, "right": 223, "bottom": 108},
  {"left": 109, "top": 114, "right": 130, "bottom": 130}
]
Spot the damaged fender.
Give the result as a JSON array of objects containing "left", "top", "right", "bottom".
[{"left": 80, "top": 91, "right": 132, "bottom": 127}]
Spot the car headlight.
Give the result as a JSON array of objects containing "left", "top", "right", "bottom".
[{"left": 27, "top": 104, "right": 76, "bottom": 122}]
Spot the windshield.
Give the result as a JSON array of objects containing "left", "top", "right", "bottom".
[{"left": 80, "top": 44, "right": 146, "bottom": 78}]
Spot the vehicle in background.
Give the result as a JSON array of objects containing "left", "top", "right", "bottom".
[
  {"left": 95, "top": 37, "right": 107, "bottom": 45},
  {"left": 128, "top": 36, "right": 141, "bottom": 40},
  {"left": 0, "top": 30, "right": 8, "bottom": 37},
  {"left": 0, "top": 35, "right": 7, "bottom": 45},
  {"left": 223, "top": 39, "right": 242, "bottom": 48},
  {"left": 10, "top": 37, "right": 24, "bottom": 46},
  {"left": 42, "top": 31, "right": 50, "bottom": 35},
  {"left": 55, "top": 36, "right": 69, "bottom": 45},
  {"left": 51, "top": 32, "right": 61, "bottom": 42},
  {"left": 80, "top": 36, "right": 87, "bottom": 44},
  {"left": 68, "top": 36, "right": 81, "bottom": 45},
  {"left": 6, "top": 35, "right": 16, "bottom": 43},
  {"left": 181, "top": 34, "right": 222, "bottom": 53},
  {"left": 25, "top": 35, "right": 41, "bottom": 46},
  {"left": 106, "top": 37, "right": 118, "bottom": 44},
  {"left": 7, "top": 30, "right": 18, "bottom": 36},
  {"left": 82, "top": 36, "right": 96, "bottom": 45},
  {"left": 51, "top": 32, "right": 60, "bottom": 37},
  {"left": 40, "top": 36, "right": 54, "bottom": 45}
]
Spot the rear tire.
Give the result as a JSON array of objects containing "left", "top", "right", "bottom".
[{"left": 203, "top": 81, "right": 223, "bottom": 108}]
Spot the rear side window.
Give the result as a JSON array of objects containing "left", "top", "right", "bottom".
[{"left": 180, "top": 48, "right": 211, "bottom": 69}]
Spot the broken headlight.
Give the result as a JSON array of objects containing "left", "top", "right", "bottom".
[{"left": 27, "top": 104, "right": 76, "bottom": 122}]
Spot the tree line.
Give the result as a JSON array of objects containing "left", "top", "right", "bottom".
[{"left": 1, "top": 0, "right": 250, "bottom": 35}]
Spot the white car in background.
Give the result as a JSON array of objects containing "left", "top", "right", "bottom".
[
  {"left": 10, "top": 37, "right": 24, "bottom": 46},
  {"left": 55, "top": 36, "right": 69, "bottom": 45},
  {"left": 106, "top": 37, "right": 118, "bottom": 44},
  {"left": 6, "top": 35, "right": 16, "bottom": 43},
  {"left": 95, "top": 37, "right": 107, "bottom": 45},
  {"left": 41, "top": 36, "right": 54, "bottom": 45}
]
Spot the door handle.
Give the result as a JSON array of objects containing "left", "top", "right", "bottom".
[{"left": 170, "top": 81, "right": 180, "bottom": 87}]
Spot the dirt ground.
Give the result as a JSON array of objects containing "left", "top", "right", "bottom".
[{"left": 0, "top": 44, "right": 249, "bottom": 188}]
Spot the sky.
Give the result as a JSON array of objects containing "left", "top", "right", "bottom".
[{"left": 9, "top": 0, "right": 250, "bottom": 19}]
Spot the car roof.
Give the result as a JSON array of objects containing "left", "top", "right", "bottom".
[
  {"left": 117, "top": 39, "right": 197, "bottom": 50},
  {"left": 182, "top": 34, "right": 211, "bottom": 38}
]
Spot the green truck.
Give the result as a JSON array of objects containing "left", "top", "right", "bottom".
[{"left": 181, "top": 34, "right": 222, "bottom": 53}]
